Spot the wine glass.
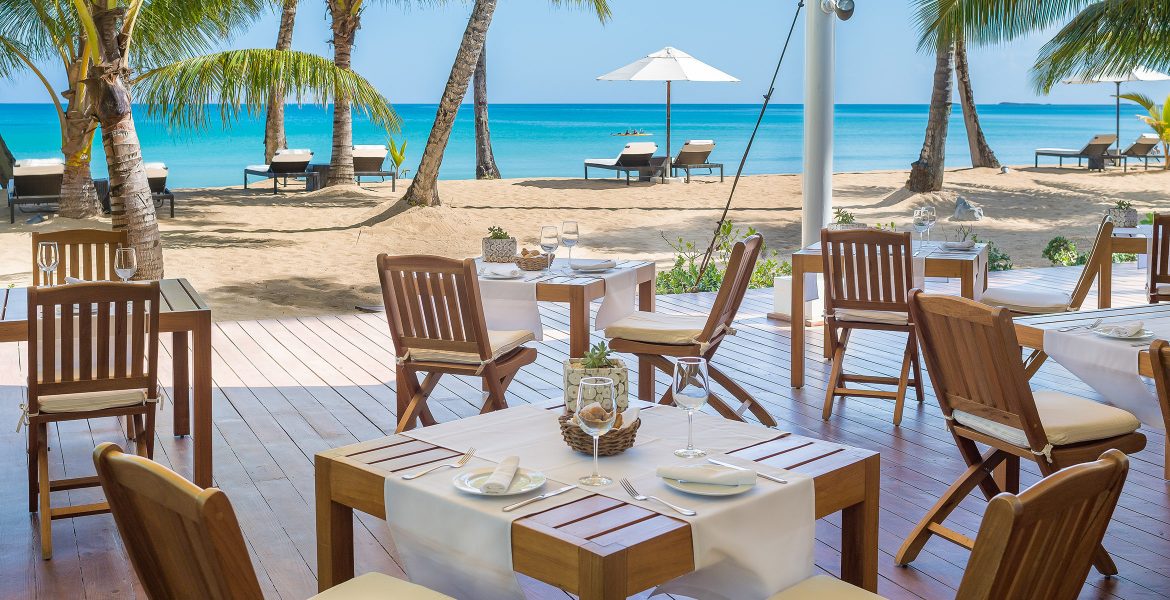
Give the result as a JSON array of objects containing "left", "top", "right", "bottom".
[
  {"left": 561, "top": 221, "right": 579, "bottom": 267},
  {"left": 920, "top": 206, "right": 937, "bottom": 242},
  {"left": 37, "top": 241, "right": 59, "bottom": 287},
  {"left": 672, "top": 357, "right": 710, "bottom": 458},
  {"left": 539, "top": 226, "right": 560, "bottom": 271},
  {"left": 575, "top": 376, "right": 617, "bottom": 486},
  {"left": 114, "top": 247, "right": 137, "bottom": 283},
  {"left": 911, "top": 207, "right": 934, "bottom": 251}
]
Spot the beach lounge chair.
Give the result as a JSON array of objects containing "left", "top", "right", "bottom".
[
  {"left": 584, "top": 142, "right": 665, "bottom": 185},
  {"left": 353, "top": 144, "right": 397, "bottom": 190},
  {"left": 145, "top": 162, "right": 176, "bottom": 217},
  {"left": 1110, "top": 133, "right": 1164, "bottom": 171},
  {"left": 9, "top": 158, "right": 64, "bottom": 223},
  {"left": 243, "top": 148, "right": 316, "bottom": 194},
  {"left": 1034, "top": 134, "right": 1117, "bottom": 170},
  {"left": 670, "top": 139, "right": 724, "bottom": 182}
]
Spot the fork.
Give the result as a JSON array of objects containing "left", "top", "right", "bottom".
[
  {"left": 619, "top": 478, "right": 696, "bottom": 516},
  {"left": 1058, "top": 318, "right": 1102, "bottom": 333},
  {"left": 401, "top": 448, "right": 476, "bottom": 480}
]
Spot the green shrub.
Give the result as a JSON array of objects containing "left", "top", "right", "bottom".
[
  {"left": 1043, "top": 236, "right": 1080, "bottom": 266},
  {"left": 832, "top": 208, "right": 856, "bottom": 225},
  {"left": 656, "top": 221, "right": 791, "bottom": 295},
  {"left": 1114, "top": 253, "right": 1139, "bottom": 263},
  {"left": 487, "top": 226, "right": 510, "bottom": 240},
  {"left": 957, "top": 227, "right": 1013, "bottom": 271}
]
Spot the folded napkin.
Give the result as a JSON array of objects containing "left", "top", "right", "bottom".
[
  {"left": 480, "top": 265, "right": 522, "bottom": 278},
  {"left": 1093, "top": 321, "right": 1144, "bottom": 337},
  {"left": 482, "top": 456, "right": 519, "bottom": 494},
  {"left": 656, "top": 464, "right": 756, "bottom": 486},
  {"left": 569, "top": 259, "right": 617, "bottom": 271},
  {"left": 65, "top": 276, "right": 90, "bottom": 284}
]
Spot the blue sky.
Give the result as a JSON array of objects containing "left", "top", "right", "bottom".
[{"left": 2, "top": 0, "right": 1167, "bottom": 105}]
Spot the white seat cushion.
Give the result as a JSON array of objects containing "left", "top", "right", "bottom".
[
  {"left": 953, "top": 390, "right": 1141, "bottom": 448},
  {"left": 37, "top": 388, "right": 148, "bottom": 414},
  {"left": 604, "top": 311, "right": 711, "bottom": 345},
  {"left": 1155, "top": 283, "right": 1170, "bottom": 294},
  {"left": 769, "top": 575, "right": 886, "bottom": 599},
  {"left": 408, "top": 330, "right": 534, "bottom": 365},
  {"left": 833, "top": 309, "right": 908, "bottom": 325},
  {"left": 980, "top": 286, "right": 1072, "bottom": 314},
  {"left": 309, "top": 572, "right": 454, "bottom": 599}
]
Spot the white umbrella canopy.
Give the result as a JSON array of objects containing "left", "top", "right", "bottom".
[
  {"left": 1062, "top": 67, "right": 1170, "bottom": 153},
  {"left": 598, "top": 47, "right": 738, "bottom": 167}
]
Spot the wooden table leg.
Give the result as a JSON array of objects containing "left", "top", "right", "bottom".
[
  {"left": 1099, "top": 247, "right": 1113, "bottom": 309},
  {"left": 316, "top": 458, "right": 355, "bottom": 591},
  {"left": 193, "top": 313, "right": 213, "bottom": 487},
  {"left": 638, "top": 277, "right": 656, "bottom": 402},
  {"left": 569, "top": 288, "right": 590, "bottom": 359},
  {"left": 791, "top": 267, "right": 805, "bottom": 388},
  {"left": 171, "top": 331, "right": 190, "bottom": 436},
  {"left": 577, "top": 545, "right": 627, "bottom": 600},
  {"left": 961, "top": 268, "right": 975, "bottom": 299},
  {"left": 840, "top": 454, "right": 879, "bottom": 592}
]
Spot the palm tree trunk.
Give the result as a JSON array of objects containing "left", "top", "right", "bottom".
[
  {"left": 908, "top": 42, "right": 955, "bottom": 193},
  {"left": 59, "top": 114, "right": 100, "bottom": 218},
  {"left": 402, "top": 0, "right": 497, "bottom": 206},
  {"left": 474, "top": 42, "right": 500, "bottom": 180},
  {"left": 954, "top": 37, "right": 999, "bottom": 169},
  {"left": 91, "top": 3, "right": 163, "bottom": 279},
  {"left": 263, "top": 0, "right": 299, "bottom": 163},
  {"left": 326, "top": 2, "right": 359, "bottom": 187}
]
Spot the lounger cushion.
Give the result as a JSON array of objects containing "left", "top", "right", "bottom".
[
  {"left": 275, "top": 148, "right": 312, "bottom": 157},
  {"left": 953, "top": 391, "right": 1140, "bottom": 448},
  {"left": 1155, "top": 284, "right": 1170, "bottom": 294},
  {"left": 604, "top": 311, "right": 710, "bottom": 345},
  {"left": 144, "top": 162, "right": 168, "bottom": 179},
  {"left": 14, "top": 158, "right": 65, "bottom": 176},
  {"left": 684, "top": 140, "right": 714, "bottom": 146},
  {"left": 353, "top": 145, "right": 388, "bottom": 158},
  {"left": 833, "top": 309, "right": 908, "bottom": 326},
  {"left": 768, "top": 575, "right": 884, "bottom": 600},
  {"left": 408, "top": 329, "right": 535, "bottom": 365},
  {"left": 37, "top": 388, "right": 148, "bottom": 414},
  {"left": 584, "top": 158, "right": 620, "bottom": 167},
  {"left": 980, "top": 286, "right": 1071, "bottom": 314},
  {"left": 1035, "top": 148, "right": 1082, "bottom": 155},
  {"left": 309, "top": 572, "right": 454, "bottom": 600},
  {"left": 622, "top": 142, "right": 657, "bottom": 155}
]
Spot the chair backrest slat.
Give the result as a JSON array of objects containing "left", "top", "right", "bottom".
[
  {"left": 31, "top": 229, "right": 128, "bottom": 286},
  {"left": 1146, "top": 340, "right": 1170, "bottom": 436},
  {"left": 1148, "top": 214, "right": 1170, "bottom": 294},
  {"left": 1069, "top": 219, "right": 1114, "bottom": 310},
  {"left": 377, "top": 255, "right": 491, "bottom": 360},
  {"left": 698, "top": 234, "right": 763, "bottom": 343},
  {"left": 821, "top": 228, "right": 914, "bottom": 313}
]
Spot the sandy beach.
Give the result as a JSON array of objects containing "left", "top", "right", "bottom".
[{"left": 2, "top": 165, "right": 1167, "bottom": 321}]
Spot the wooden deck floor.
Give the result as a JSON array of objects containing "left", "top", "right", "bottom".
[{"left": 1, "top": 263, "right": 1167, "bottom": 600}]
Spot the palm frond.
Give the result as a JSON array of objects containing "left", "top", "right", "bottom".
[
  {"left": 1118, "top": 92, "right": 1155, "bottom": 113},
  {"left": 548, "top": 0, "right": 612, "bottom": 23},
  {"left": 130, "top": 0, "right": 268, "bottom": 67},
  {"left": 0, "top": 0, "right": 76, "bottom": 64},
  {"left": 134, "top": 48, "right": 401, "bottom": 136},
  {"left": 925, "top": 0, "right": 1095, "bottom": 47}
]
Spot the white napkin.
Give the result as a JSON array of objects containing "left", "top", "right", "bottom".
[
  {"left": 569, "top": 258, "right": 617, "bottom": 271},
  {"left": 65, "top": 276, "right": 90, "bottom": 284},
  {"left": 480, "top": 265, "right": 522, "bottom": 278},
  {"left": 656, "top": 464, "right": 756, "bottom": 486},
  {"left": 1093, "top": 321, "right": 1144, "bottom": 337},
  {"left": 477, "top": 266, "right": 544, "bottom": 340},
  {"left": 482, "top": 456, "right": 519, "bottom": 494},
  {"left": 594, "top": 268, "right": 638, "bottom": 329}
]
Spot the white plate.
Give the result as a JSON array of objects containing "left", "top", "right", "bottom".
[
  {"left": 661, "top": 477, "right": 754, "bottom": 497},
  {"left": 1092, "top": 328, "right": 1156, "bottom": 341},
  {"left": 479, "top": 270, "right": 524, "bottom": 280},
  {"left": 942, "top": 241, "right": 975, "bottom": 250},
  {"left": 569, "top": 262, "right": 617, "bottom": 273},
  {"left": 453, "top": 467, "right": 546, "bottom": 496}
]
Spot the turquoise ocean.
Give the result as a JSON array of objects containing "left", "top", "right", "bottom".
[{"left": 0, "top": 103, "right": 1138, "bottom": 188}]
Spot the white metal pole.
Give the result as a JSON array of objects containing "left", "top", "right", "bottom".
[{"left": 802, "top": 1, "right": 835, "bottom": 246}]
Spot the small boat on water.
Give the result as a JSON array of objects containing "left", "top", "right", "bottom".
[{"left": 611, "top": 128, "right": 652, "bottom": 137}]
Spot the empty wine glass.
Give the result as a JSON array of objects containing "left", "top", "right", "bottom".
[
  {"left": 575, "top": 377, "right": 617, "bottom": 486},
  {"left": 37, "top": 241, "right": 58, "bottom": 287},
  {"left": 561, "top": 221, "right": 579, "bottom": 267},
  {"left": 920, "top": 207, "right": 937, "bottom": 242},
  {"left": 673, "top": 357, "right": 710, "bottom": 458},
  {"left": 539, "top": 226, "right": 560, "bottom": 271},
  {"left": 114, "top": 247, "right": 137, "bottom": 283}
]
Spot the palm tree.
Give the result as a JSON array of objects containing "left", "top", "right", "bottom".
[
  {"left": 1119, "top": 92, "right": 1170, "bottom": 169},
  {"left": 954, "top": 34, "right": 999, "bottom": 168},
  {"left": 264, "top": 0, "right": 300, "bottom": 162},
  {"left": 324, "top": 0, "right": 363, "bottom": 186},
  {"left": 907, "top": 42, "right": 954, "bottom": 193}
]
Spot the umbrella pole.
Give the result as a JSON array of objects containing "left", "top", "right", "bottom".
[
  {"left": 666, "top": 80, "right": 672, "bottom": 175},
  {"left": 1116, "top": 81, "right": 1122, "bottom": 156}
]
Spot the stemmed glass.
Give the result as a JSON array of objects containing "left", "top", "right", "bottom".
[
  {"left": 37, "top": 241, "right": 59, "bottom": 287},
  {"left": 539, "top": 226, "right": 560, "bottom": 271},
  {"left": 114, "top": 247, "right": 137, "bottom": 283},
  {"left": 561, "top": 221, "right": 579, "bottom": 267},
  {"left": 912, "top": 207, "right": 937, "bottom": 244},
  {"left": 672, "top": 357, "right": 710, "bottom": 458},
  {"left": 575, "top": 376, "right": 617, "bottom": 486}
]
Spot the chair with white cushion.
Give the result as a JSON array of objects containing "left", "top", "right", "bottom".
[
  {"left": 94, "top": 442, "right": 454, "bottom": 599},
  {"left": 1146, "top": 214, "right": 1170, "bottom": 303},
  {"left": 604, "top": 234, "right": 776, "bottom": 426},
  {"left": 26, "top": 281, "right": 161, "bottom": 559},
  {"left": 898, "top": 290, "right": 1144, "bottom": 576},
  {"left": 773, "top": 450, "right": 1129, "bottom": 600},
  {"left": 820, "top": 228, "right": 924, "bottom": 425},
  {"left": 377, "top": 254, "right": 537, "bottom": 432}
]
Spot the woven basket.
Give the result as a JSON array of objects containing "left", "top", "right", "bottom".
[
  {"left": 516, "top": 252, "right": 553, "bottom": 271},
  {"left": 558, "top": 414, "right": 639, "bottom": 456}
]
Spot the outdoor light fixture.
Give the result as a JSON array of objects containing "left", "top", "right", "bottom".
[{"left": 821, "top": 0, "right": 855, "bottom": 20}]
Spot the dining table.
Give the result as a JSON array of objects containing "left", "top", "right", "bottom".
[
  {"left": 0, "top": 278, "right": 215, "bottom": 487},
  {"left": 789, "top": 240, "right": 990, "bottom": 388},
  {"left": 315, "top": 400, "right": 880, "bottom": 599}
]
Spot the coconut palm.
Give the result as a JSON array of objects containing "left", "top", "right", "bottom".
[
  {"left": 264, "top": 0, "right": 300, "bottom": 162},
  {"left": 1119, "top": 92, "right": 1170, "bottom": 169},
  {"left": 908, "top": 42, "right": 955, "bottom": 193},
  {"left": 954, "top": 34, "right": 999, "bottom": 168}
]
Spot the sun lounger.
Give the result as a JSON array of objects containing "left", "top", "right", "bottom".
[
  {"left": 8, "top": 158, "right": 63, "bottom": 223},
  {"left": 1109, "top": 133, "right": 1164, "bottom": 171},
  {"left": 670, "top": 139, "right": 723, "bottom": 183},
  {"left": 353, "top": 144, "right": 397, "bottom": 190},
  {"left": 584, "top": 142, "right": 665, "bottom": 185},
  {"left": 243, "top": 148, "right": 317, "bottom": 194},
  {"left": 145, "top": 162, "right": 176, "bottom": 217},
  {"left": 1034, "top": 134, "right": 1117, "bottom": 171}
]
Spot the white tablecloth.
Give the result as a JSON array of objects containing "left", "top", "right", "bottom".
[
  {"left": 387, "top": 404, "right": 815, "bottom": 600},
  {"left": 476, "top": 262, "right": 544, "bottom": 340},
  {"left": 1044, "top": 319, "right": 1167, "bottom": 429}
]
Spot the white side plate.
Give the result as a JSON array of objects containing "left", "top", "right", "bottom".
[
  {"left": 453, "top": 467, "right": 547, "bottom": 496},
  {"left": 661, "top": 477, "right": 754, "bottom": 497}
]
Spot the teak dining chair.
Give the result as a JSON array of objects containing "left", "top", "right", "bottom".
[
  {"left": 820, "top": 228, "right": 923, "bottom": 426},
  {"left": 31, "top": 228, "right": 128, "bottom": 286},
  {"left": 604, "top": 234, "right": 777, "bottom": 426},
  {"left": 900, "top": 291, "right": 1145, "bottom": 576},
  {"left": 1147, "top": 213, "right": 1170, "bottom": 303},
  {"left": 26, "top": 281, "right": 160, "bottom": 559},
  {"left": 93, "top": 443, "right": 454, "bottom": 599},
  {"left": 377, "top": 254, "right": 537, "bottom": 432},
  {"left": 771, "top": 450, "right": 1130, "bottom": 600},
  {"left": 1144, "top": 339, "right": 1170, "bottom": 479}
]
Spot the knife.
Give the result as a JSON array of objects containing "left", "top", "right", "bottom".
[
  {"left": 707, "top": 458, "right": 788, "bottom": 484},
  {"left": 502, "top": 485, "right": 577, "bottom": 512}
]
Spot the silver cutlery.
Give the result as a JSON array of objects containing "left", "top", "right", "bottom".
[
  {"left": 502, "top": 484, "right": 576, "bottom": 512},
  {"left": 707, "top": 457, "right": 788, "bottom": 484},
  {"left": 619, "top": 478, "right": 696, "bottom": 516},
  {"left": 1057, "top": 318, "right": 1102, "bottom": 332},
  {"left": 401, "top": 448, "right": 476, "bottom": 480}
]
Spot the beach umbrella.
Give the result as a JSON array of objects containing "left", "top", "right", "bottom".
[
  {"left": 598, "top": 47, "right": 738, "bottom": 169},
  {"left": 1063, "top": 67, "right": 1170, "bottom": 154}
]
